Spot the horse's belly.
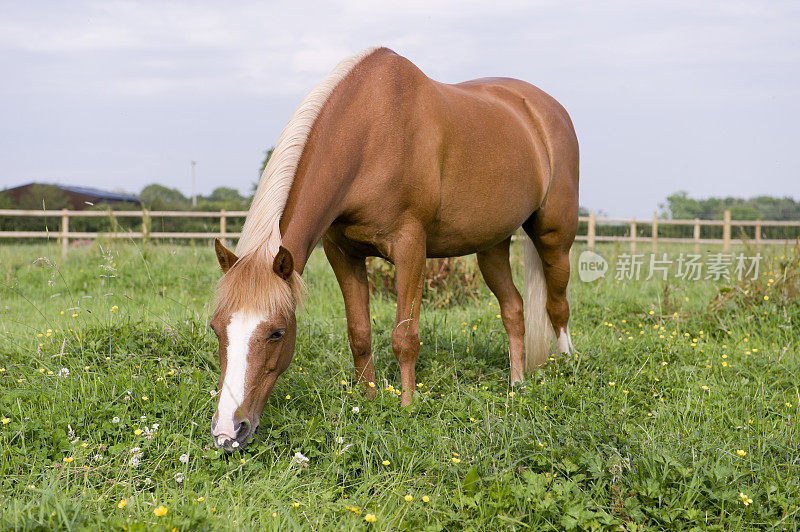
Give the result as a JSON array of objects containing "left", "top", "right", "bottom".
[{"left": 425, "top": 179, "right": 537, "bottom": 257}]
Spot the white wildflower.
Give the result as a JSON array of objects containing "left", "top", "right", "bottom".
[
  {"left": 337, "top": 436, "right": 344, "bottom": 444},
  {"left": 112, "top": 416, "right": 120, "bottom": 423},
  {"left": 94, "top": 454, "right": 103, "bottom": 461},
  {"left": 59, "top": 368, "right": 69, "bottom": 378},
  {"left": 128, "top": 446, "right": 143, "bottom": 468},
  {"left": 151, "top": 423, "right": 159, "bottom": 430},
  {"left": 174, "top": 472, "right": 184, "bottom": 483},
  {"left": 179, "top": 453, "right": 189, "bottom": 464},
  {"left": 352, "top": 406, "right": 360, "bottom": 414},
  {"left": 293, "top": 451, "right": 310, "bottom": 468}
]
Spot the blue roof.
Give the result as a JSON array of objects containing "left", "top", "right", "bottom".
[
  {"left": 4, "top": 182, "right": 140, "bottom": 203},
  {"left": 57, "top": 184, "right": 140, "bottom": 203}
]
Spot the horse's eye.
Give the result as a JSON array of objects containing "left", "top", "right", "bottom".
[{"left": 269, "top": 329, "right": 285, "bottom": 340}]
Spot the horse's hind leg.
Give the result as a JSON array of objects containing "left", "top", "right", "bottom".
[
  {"left": 323, "top": 234, "right": 376, "bottom": 395},
  {"left": 523, "top": 193, "right": 578, "bottom": 355},
  {"left": 477, "top": 238, "right": 525, "bottom": 385}
]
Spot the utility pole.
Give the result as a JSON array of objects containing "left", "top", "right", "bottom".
[{"left": 191, "top": 160, "right": 197, "bottom": 207}]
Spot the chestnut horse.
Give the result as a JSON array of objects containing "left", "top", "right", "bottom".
[{"left": 210, "top": 47, "right": 578, "bottom": 451}]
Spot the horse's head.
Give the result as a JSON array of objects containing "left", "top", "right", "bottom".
[{"left": 209, "top": 239, "right": 302, "bottom": 452}]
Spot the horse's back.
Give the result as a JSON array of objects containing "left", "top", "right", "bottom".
[{"left": 445, "top": 76, "right": 578, "bottom": 175}]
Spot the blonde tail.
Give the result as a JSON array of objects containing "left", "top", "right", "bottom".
[{"left": 522, "top": 234, "right": 553, "bottom": 371}]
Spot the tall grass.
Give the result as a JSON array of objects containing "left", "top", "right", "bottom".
[{"left": 0, "top": 241, "right": 797, "bottom": 530}]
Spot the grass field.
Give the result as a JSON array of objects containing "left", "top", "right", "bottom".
[{"left": 0, "top": 240, "right": 798, "bottom": 530}]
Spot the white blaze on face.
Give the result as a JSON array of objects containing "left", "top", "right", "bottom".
[
  {"left": 557, "top": 326, "right": 572, "bottom": 354},
  {"left": 213, "top": 310, "right": 263, "bottom": 443}
]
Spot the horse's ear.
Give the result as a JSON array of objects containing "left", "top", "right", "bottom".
[
  {"left": 214, "top": 238, "right": 238, "bottom": 273},
  {"left": 273, "top": 246, "right": 294, "bottom": 280}
]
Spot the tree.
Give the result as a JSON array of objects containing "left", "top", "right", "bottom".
[
  {"left": 198, "top": 187, "right": 249, "bottom": 211},
  {"left": 16, "top": 184, "right": 71, "bottom": 210},
  {"left": 660, "top": 191, "right": 800, "bottom": 220},
  {"left": 139, "top": 184, "right": 190, "bottom": 210}
]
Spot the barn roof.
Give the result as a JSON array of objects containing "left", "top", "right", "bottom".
[
  {"left": 4, "top": 182, "right": 140, "bottom": 204},
  {"left": 57, "top": 184, "right": 140, "bottom": 203}
]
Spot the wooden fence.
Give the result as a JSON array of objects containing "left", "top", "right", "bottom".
[{"left": 0, "top": 208, "right": 798, "bottom": 260}]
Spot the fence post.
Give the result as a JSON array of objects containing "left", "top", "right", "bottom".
[
  {"left": 587, "top": 212, "right": 596, "bottom": 251},
  {"left": 651, "top": 211, "right": 658, "bottom": 253},
  {"left": 220, "top": 209, "right": 227, "bottom": 247},
  {"left": 60, "top": 209, "right": 69, "bottom": 261},
  {"left": 693, "top": 218, "right": 700, "bottom": 254},
  {"left": 141, "top": 208, "right": 150, "bottom": 246},
  {"left": 630, "top": 219, "right": 637, "bottom": 254},
  {"left": 722, "top": 210, "right": 731, "bottom": 253},
  {"left": 754, "top": 220, "right": 761, "bottom": 251}
]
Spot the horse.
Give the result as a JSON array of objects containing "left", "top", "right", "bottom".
[{"left": 209, "top": 46, "right": 579, "bottom": 451}]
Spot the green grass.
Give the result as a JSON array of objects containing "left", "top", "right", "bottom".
[{"left": 0, "top": 240, "right": 798, "bottom": 530}]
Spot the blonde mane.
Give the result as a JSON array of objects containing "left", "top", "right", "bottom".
[
  {"left": 217, "top": 46, "right": 380, "bottom": 317},
  {"left": 235, "top": 45, "right": 381, "bottom": 258}
]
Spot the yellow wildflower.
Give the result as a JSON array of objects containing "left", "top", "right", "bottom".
[{"left": 153, "top": 505, "right": 168, "bottom": 516}]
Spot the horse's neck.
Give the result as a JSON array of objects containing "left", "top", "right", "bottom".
[
  {"left": 278, "top": 146, "right": 353, "bottom": 273},
  {"left": 275, "top": 56, "right": 375, "bottom": 272}
]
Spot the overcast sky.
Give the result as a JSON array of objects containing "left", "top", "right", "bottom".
[{"left": 1, "top": 1, "right": 798, "bottom": 217}]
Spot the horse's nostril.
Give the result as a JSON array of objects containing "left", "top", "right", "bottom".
[{"left": 234, "top": 417, "right": 251, "bottom": 437}]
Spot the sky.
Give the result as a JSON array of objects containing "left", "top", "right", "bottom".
[{"left": 0, "top": 0, "right": 798, "bottom": 218}]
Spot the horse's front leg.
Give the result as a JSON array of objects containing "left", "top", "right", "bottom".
[
  {"left": 389, "top": 229, "right": 426, "bottom": 406},
  {"left": 323, "top": 235, "right": 375, "bottom": 397}
]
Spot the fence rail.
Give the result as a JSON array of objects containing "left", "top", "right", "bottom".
[{"left": 0, "top": 208, "right": 798, "bottom": 260}]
